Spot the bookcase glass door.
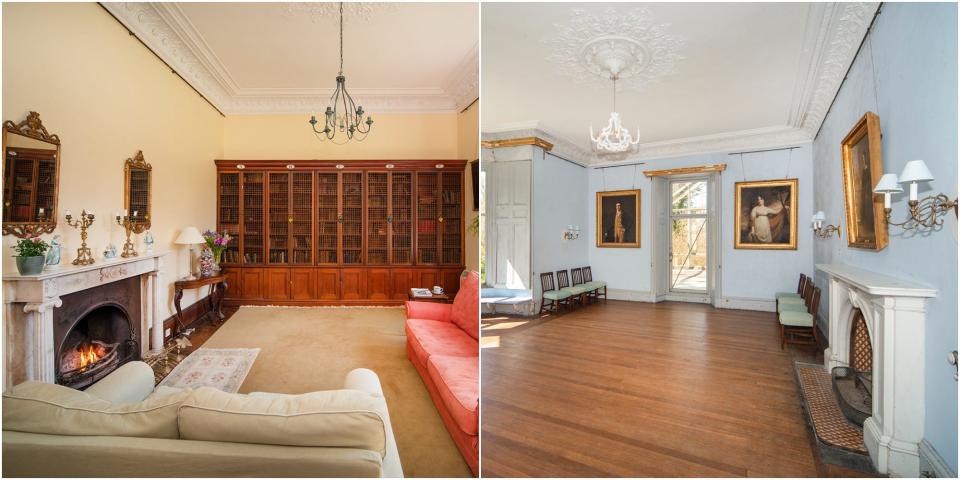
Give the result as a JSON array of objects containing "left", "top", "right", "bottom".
[
  {"left": 416, "top": 172, "right": 439, "bottom": 264},
  {"left": 242, "top": 172, "right": 264, "bottom": 264},
  {"left": 440, "top": 171, "right": 463, "bottom": 265},
  {"left": 316, "top": 172, "right": 339, "bottom": 265},
  {"left": 291, "top": 172, "right": 313, "bottom": 264},
  {"left": 391, "top": 172, "right": 413, "bottom": 264},
  {"left": 341, "top": 172, "right": 363, "bottom": 265},
  {"left": 268, "top": 172, "right": 290, "bottom": 264},
  {"left": 367, "top": 172, "right": 388, "bottom": 265},
  {"left": 218, "top": 172, "right": 241, "bottom": 264}
]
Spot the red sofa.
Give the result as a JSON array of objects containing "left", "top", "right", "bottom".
[{"left": 405, "top": 271, "right": 479, "bottom": 476}]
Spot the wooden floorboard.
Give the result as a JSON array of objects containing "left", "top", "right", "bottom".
[{"left": 480, "top": 300, "right": 870, "bottom": 478}]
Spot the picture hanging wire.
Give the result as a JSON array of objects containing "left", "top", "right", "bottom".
[
  {"left": 632, "top": 164, "right": 639, "bottom": 189},
  {"left": 867, "top": 22, "right": 881, "bottom": 115},
  {"left": 740, "top": 153, "right": 745, "bottom": 182},
  {"left": 601, "top": 167, "right": 607, "bottom": 192},
  {"left": 785, "top": 148, "right": 793, "bottom": 179}
]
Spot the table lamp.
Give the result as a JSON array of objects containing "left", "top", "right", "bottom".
[{"left": 175, "top": 226, "right": 205, "bottom": 280}]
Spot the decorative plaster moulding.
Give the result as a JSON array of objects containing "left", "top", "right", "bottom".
[
  {"left": 543, "top": 7, "right": 685, "bottom": 89},
  {"left": 102, "top": 2, "right": 478, "bottom": 114},
  {"left": 282, "top": 2, "right": 398, "bottom": 23},
  {"left": 484, "top": 2, "right": 878, "bottom": 166}
]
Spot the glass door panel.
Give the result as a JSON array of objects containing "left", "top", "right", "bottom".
[
  {"left": 391, "top": 172, "right": 413, "bottom": 264},
  {"left": 416, "top": 172, "right": 438, "bottom": 264},
  {"left": 268, "top": 172, "right": 290, "bottom": 264},
  {"left": 242, "top": 172, "right": 264, "bottom": 264},
  {"left": 218, "top": 172, "right": 241, "bottom": 264},
  {"left": 291, "top": 172, "right": 313, "bottom": 264},
  {"left": 341, "top": 172, "right": 363, "bottom": 264},
  {"left": 670, "top": 180, "right": 708, "bottom": 293},
  {"left": 316, "top": 172, "right": 339, "bottom": 265},
  {"left": 366, "top": 172, "right": 389, "bottom": 265}
]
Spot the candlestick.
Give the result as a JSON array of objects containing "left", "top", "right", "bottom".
[
  {"left": 116, "top": 211, "right": 149, "bottom": 258},
  {"left": 65, "top": 210, "right": 96, "bottom": 265}
]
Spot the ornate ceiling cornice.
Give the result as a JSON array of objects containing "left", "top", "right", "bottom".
[
  {"left": 483, "top": 2, "right": 879, "bottom": 166},
  {"left": 102, "top": 2, "right": 477, "bottom": 115}
]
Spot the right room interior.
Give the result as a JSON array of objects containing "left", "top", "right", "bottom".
[{"left": 479, "top": 2, "right": 958, "bottom": 478}]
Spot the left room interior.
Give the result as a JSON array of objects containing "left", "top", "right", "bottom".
[{"left": 1, "top": 2, "right": 479, "bottom": 477}]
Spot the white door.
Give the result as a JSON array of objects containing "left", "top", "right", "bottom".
[{"left": 485, "top": 160, "right": 531, "bottom": 289}]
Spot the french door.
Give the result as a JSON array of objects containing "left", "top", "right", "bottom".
[{"left": 660, "top": 175, "right": 718, "bottom": 304}]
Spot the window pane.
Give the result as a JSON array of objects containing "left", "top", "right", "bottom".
[
  {"left": 671, "top": 217, "right": 707, "bottom": 292},
  {"left": 671, "top": 181, "right": 707, "bottom": 215}
]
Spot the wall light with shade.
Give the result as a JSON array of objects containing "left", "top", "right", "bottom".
[
  {"left": 174, "top": 226, "right": 205, "bottom": 280},
  {"left": 811, "top": 211, "right": 841, "bottom": 238},
  {"left": 562, "top": 225, "right": 581, "bottom": 241},
  {"left": 873, "top": 159, "right": 957, "bottom": 231}
]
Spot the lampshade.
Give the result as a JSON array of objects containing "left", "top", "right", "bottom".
[
  {"left": 898, "top": 160, "right": 934, "bottom": 184},
  {"left": 874, "top": 173, "right": 903, "bottom": 193},
  {"left": 175, "top": 227, "right": 205, "bottom": 245},
  {"left": 812, "top": 211, "right": 826, "bottom": 222}
]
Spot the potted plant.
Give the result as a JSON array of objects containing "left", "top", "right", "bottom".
[
  {"left": 202, "top": 230, "right": 233, "bottom": 274},
  {"left": 12, "top": 236, "right": 50, "bottom": 275}
]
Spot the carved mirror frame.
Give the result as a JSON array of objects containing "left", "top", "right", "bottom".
[
  {"left": 2, "top": 111, "right": 61, "bottom": 238},
  {"left": 124, "top": 150, "right": 152, "bottom": 232}
]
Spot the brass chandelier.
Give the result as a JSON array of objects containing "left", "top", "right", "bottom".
[{"left": 309, "top": 2, "right": 373, "bottom": 143}]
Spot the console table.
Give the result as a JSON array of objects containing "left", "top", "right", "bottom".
[{"left": 173, "top": 274, "right": 227, "bottom": 334}]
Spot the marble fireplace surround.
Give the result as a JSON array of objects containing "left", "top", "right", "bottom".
[
  {"left": 817, "top": 263, "right": 937, "bottom": 477},
  {"left": 3, "top": 252, "right": 168, "bottom": 390}
]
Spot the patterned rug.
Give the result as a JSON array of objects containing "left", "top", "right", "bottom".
[{"left": 158, "top": 348, "right": 259, "bottom": 393}]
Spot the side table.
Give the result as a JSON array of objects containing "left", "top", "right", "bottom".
[
  {"left": 173, "top": 273, "right": 227, "bottom": 335},
  {"left": 408, "top": 289, "right": 451, "bottom": 303}
]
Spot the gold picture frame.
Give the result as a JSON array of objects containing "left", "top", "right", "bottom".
[
  {"left": 734, "top": 179, "right": 797, "bottom": 250},
  {"left": 841, "top": 112, "right": 888, "bottom": 250},
  {"left": 596, "top": 189, "right": 640, "bottom": 248}
]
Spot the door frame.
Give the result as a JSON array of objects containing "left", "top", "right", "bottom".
[{"left": 652, "top": 172, "right": 722, "bottom": 305}]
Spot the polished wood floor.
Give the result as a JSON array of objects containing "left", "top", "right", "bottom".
[{"left": 480, "top": 300, "right": 869, "bottom": 477}]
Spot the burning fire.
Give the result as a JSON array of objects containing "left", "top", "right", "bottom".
[{"left": 76, "top": 343, "right": 105, "bottom": 370}]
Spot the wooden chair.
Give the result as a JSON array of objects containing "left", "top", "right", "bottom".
[
  {"left": 555, "top": 270, "right": 581, "bottom": 308},
  {"left": 582, "top": 266, "right": 606, "bottom": 302},
  {"left": 539, "top": 272, "right": 572, "bottom": 314},
  {"left": 779, "top": 286, "right": 821, "bottom": 349},
  {"left": 779, "top": 278, "right": 813, "bottom": 313},
  {"left": 569, "top": 267, "right": 592, "bottom": 304},
  {"left": 776, "top": 274, "right": 808, "bottom": 311}
]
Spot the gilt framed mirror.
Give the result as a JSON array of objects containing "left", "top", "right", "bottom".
[
  {"left": 124, "top": 150, "right": 152, "bottom": 231},
  {"left": 2, "top": 111, "right": 61, "bottom": 237}
]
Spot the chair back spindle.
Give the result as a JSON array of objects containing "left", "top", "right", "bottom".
[
  {"left": 556, "top": 270, "right": 571, "bottom": 290},
  {"left": 583, "top": 266, "right": 593, "bottom": 283},
  {"left": 540, "top": 272, "right": 556, "bottom": 292},
  {"left": 571, "top": 267, "right": 584, "bottom": 286}
]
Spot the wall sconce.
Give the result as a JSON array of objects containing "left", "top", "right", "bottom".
[
  {"left": 562, "top": 224, "right": 580, "bottom": 241},
  {"left": 811, "top": 211, "right": 841, "bottom": 238},
  {"left": 873, "top": 160, "right": 958, "bottom": 231}
]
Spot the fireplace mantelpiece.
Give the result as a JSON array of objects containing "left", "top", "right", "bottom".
[
  {"left": 816, "top": 263, "right": 936, "bottom": 477},
  {"left": 3, "top": 252, "right": 168, "bottom": 389}
]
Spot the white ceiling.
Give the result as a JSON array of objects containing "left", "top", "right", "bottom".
[
  {"left": 481, "top": 2, "right": 879, "bottom": 164},
  {"left": 104, "top": 2, "right": 479, "bottom": 114}
]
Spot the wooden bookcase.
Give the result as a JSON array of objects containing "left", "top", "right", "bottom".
[{"left": 216, "top": 160, "right": 466, "bottom": 305}]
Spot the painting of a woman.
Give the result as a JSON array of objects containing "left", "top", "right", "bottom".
[{"left": 735, "top": 179, "right": 797, "bottom": 250}]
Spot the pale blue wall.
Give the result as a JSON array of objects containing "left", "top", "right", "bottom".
[
  {"left": 586, "top": 146, "right": 814, "bottom": 303},
  {"left": 531, "top": 152, "right": 590, "bottom": 298},
  {"left": 811, "top": 2, "right": 958, "bottom": 473}
]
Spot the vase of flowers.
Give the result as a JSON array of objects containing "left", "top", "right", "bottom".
[
  {"left": 202, "top": 230, "right": 232, "bottom": 274},
  {"left": 12, "top": 236, "right": 50, "bottom": 275}
]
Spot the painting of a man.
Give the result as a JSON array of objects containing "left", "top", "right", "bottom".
[{"left": 597, "top": 190, "right": 640, "bottom": 248}]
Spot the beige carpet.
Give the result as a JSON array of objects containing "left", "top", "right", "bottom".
[{"left": 199, "top": 306, "right": 471, "bottom": 478}]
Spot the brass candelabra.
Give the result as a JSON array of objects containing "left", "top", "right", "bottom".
[
  {"left": 883, "top": 194, "right": 958, "bottom": 231},
  {"left": 65, "top": 210, "right": 95, "bottom": 265},
  {"left": 116, "top": 211, "right": 148, "bottom": 258}
]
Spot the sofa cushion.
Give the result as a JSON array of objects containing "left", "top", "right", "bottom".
[
  {"left": 2, "top": 381, "right": 187, "bottom": 439},
  {"left": 178, "top": 387, "right": 387, "bottom": 456},
  {"left": 427, "top": 355, "right": 479, "bottom": 436},
  {"left": 450, "top": 271, "right": 480, "bottom": 340},
  {"left": 406, "top": 319, "right": 478, "bottom": 364}
]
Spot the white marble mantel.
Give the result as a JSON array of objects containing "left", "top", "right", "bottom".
[
  {"left": 2, "top": 252, "right": 169, "bottom": 389},
  {"left": 816, "top": 263, "right": 937, "bottom": 477}
]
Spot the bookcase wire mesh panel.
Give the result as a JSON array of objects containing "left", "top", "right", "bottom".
[
  {"left": 242, "top": 172, "right": 264, "bottom": 264},
  {"left": 291, "top": 172, "right": 313, "bottom": 264},
  {"left": 316, "top": 172, "right": 339, "bottom": 264},
  {"left": 417, "top": 172, "right": 439, "bottom": 264},
  {"left": 441, "top": 171, "right": 462, "bottom": 264},
  {"left": 268, "top": 173, "right": 290, "bottom": 264},
  {"left": 218, "top": 172, "right": 241, "bottom": 264},
  {"left": 342, "top": 172, "right": 363, "bottom": 265},
  {"left": 367, "top": 172, "right": 388, "bottom": 265},
  {"left": 391, "top": 172, "right": 413, "bottom": 264}
]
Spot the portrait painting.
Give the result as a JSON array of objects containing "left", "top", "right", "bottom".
[
  {"left": 596, "top": 189, "right": 640, "bottom": 248},
  {"left": 734, "top": 179, "right": 797, "bottom": 250},
  {"left": 841, "top": 112, "right": 888, "bottom": 250}
]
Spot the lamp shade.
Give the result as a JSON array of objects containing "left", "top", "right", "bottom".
[
  {"left": 874, "top": 173, "right": 903, "bottom": 193},
  {"left": 175, "top": 227, "right": 205, "bottom": 245},
  {"left": 898, "top": 160, "right": 934, "bottom": 183},
  {"left": 812, "top": 211, "right": 826, "bottom": 222}
]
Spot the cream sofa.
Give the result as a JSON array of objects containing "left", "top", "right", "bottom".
[{"left": 2, "top": 361, "right": 403, "bottom": 477}]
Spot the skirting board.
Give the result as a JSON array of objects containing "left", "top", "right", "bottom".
[
  {"left": 607, "top": 289, "right": 776, "bottom": 312},
  {"left": 920, "top": 438, "right": 956, "bottom": 478}
]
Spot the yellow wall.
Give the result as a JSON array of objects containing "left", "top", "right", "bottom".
[
  {"left": 458, "top": 101, "right": 479, "bottom": 272},
  {"left": 2, "top": 3, "right": 224, "bottom": 322},
  {"left": 222, "top": 114, "right": 458, "bottom": 160}
]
